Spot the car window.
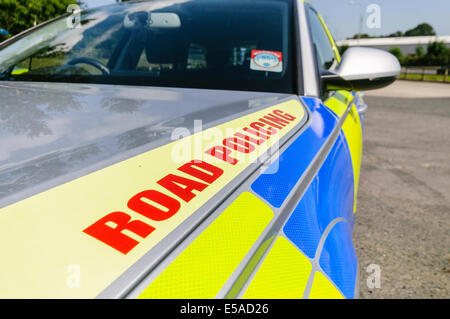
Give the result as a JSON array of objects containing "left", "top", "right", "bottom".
[
  {"left": 0, "top": 0, "right": 296, "bottom": 94},
  {"left": 306, "top": 7, "right": 337, "bottom": 71}
]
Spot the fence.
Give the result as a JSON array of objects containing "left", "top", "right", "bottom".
[{"left": 401, "top": 66, "right": 449, "bottom": 83}]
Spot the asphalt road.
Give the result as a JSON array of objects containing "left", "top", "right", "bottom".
[{"left": 354, "top": 80, "right": 450, "bottom": 299}]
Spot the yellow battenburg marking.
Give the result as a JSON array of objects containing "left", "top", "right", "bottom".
[
  {"left": 11, "top": 68, "right": 29, "bottom": 75},
  {"left": 0, "top": 100, "right": 305, "bottom": 298},
  {"left": 325, "top": 91, "right": 362, "bottom": 212},
  {"left": 309, "top": 272, "right": 344, "bottom": 299},
  {"left": 242, "top": 236, "right": 311, "bottom": 299},
  {"left": 138, "top": 192, "right": 273, "bottom": 299}
]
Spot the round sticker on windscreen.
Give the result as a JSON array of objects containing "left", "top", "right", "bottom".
[{"left": 250, "top": 50, "right": 283, "bottom": 73}]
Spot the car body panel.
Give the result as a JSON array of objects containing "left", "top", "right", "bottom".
[
  {"left": 124, "top": 95, "right": 360, "bottom": 299},
  {"left": 137, "top": 191, "right": 275, "bottom": 299},
  {"left": 324, "top": 90, "right": 363, "bottom": 212},
  {"left": 251, "top": 97, "right": 339, "bottom": 209},
  {"left": 0, "top": 89, "right": 307, "bottom": 298},
  {"left": 0, "top": 81, "right": 291, "bottom": 208}
]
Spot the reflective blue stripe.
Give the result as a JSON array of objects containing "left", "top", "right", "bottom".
[
  {"left": 251, "top": 97, "right": 338, "bottom": 208},
  {"left": 319, "top": 220, "right": 357, "bottom": 299},
  {"left": 283, "top": 132, "right": 354, "bottom": 259}
]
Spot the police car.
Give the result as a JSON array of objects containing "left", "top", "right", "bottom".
[{"left": 0, "top": 0, "right": 400, "bottom": 298}]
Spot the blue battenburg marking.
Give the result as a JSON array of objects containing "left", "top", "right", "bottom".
[
  {"left": 251, "top": 97, "right": 338, "bottom": 208},
  {"left": 283, "top": 183, "right": 321, "bottom": 258},
  {"left": 283, "top": 132, "right": 354, "bottom": 259},
  {"left": 319, "top": 220, "right": 357, "bottom": 299}
]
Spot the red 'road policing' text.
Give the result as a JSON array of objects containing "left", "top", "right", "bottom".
[{"left": 83, "top": 109, "right": 296, "bottom": 254}]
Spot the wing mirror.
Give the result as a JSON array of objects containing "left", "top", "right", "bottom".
[{"left": 322, "top": 47, "right": 401, "bottom": 91}]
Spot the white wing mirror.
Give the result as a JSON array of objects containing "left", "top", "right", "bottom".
[{"left": 322, "top": 47, "right": 401, "bottom": 91}]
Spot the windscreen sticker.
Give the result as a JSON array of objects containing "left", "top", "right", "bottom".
[{"left": 250, "top": 50, "right": 283, "bottom": 73}]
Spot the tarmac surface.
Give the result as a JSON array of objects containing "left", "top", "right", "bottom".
[{"left": 354, "top": 80, "right": 450, "bottom": 298}]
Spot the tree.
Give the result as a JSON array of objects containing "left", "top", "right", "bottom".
[
  {"left": 408, "top": 46, "right": 426, "bottom": 65},
  {"left": 400, "top": 43, "right": 450, "bottom": 67},
  {"left": 0, "top": 0, "right": 81, "bottom": 41},
  {"left": 348, "top": 23, "right": 436, "bottom": 40},
  {"left": 389, "top": 47, "right": 403, "bottom": 64},
  {"left": 415, "top": 46, "right": 425, "bottom": 58},
  {"left": 351, "top": 33, "right": 372, "bottom": 39},
  {"left": 387, "top": 31, "right": 403, "bottom": 38},
  {"left": 404, "top": 23, "right": 436, "bottom": 37},
  {"left": 424, "top": 42, "right": 450, "bottom": 66}
]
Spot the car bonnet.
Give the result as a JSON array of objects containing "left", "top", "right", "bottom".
[{"left": 0, "top": 81, "right": 308, "bottom": 298}]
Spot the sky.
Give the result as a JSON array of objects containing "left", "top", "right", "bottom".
[{"left": 84, "top": 0, "right": 450, "bottom": 41}]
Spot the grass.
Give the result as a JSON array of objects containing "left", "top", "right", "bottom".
[{"left": 399, "top": 73, "right": 450, "bottom": 83}]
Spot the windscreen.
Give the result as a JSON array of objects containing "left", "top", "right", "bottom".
[{"left": 0, "top": 0, "right": 296, "bottom": 93}]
